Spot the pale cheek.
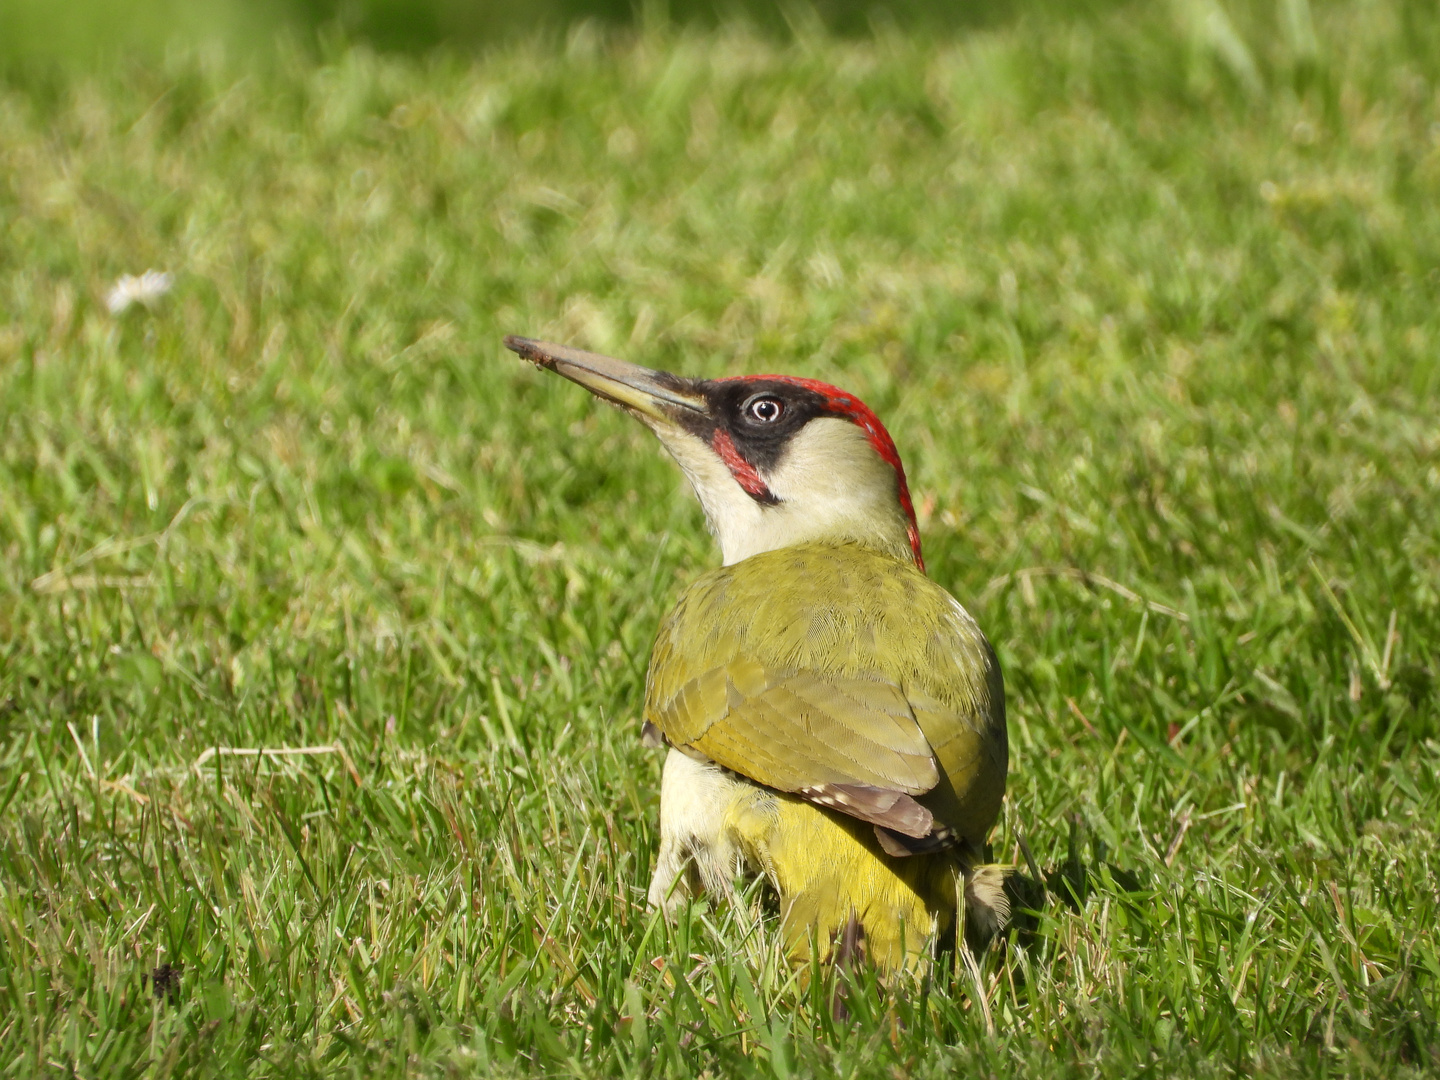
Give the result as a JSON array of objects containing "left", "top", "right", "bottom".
[
  {"left": 763, "top": 419, "right": 898, "bottom": 504},
  {"left": 650, "top": 417, "right": 911, "bottom": 565},
  {"left": 766, "top": 456, "right": 896, "bottom": 517}
]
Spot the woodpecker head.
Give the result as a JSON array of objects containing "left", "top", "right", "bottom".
[{"left": 507, "top": 336, "right": 923, "bottom": 571}]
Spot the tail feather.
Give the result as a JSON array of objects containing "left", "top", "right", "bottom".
[
  {"left": 961, "top": 863, "right": 1012, "bottom": 950},
  {"left": 830, "top": 911, "right": 865, "bottom": 1022}
]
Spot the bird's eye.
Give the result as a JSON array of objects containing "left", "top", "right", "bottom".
[{"left": 746, "top": 396, "right": 784, "bottom": 423}]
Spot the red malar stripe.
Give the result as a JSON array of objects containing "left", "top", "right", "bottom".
[{"left": 710, "top": 428, "right": 774, "bottom": 502}]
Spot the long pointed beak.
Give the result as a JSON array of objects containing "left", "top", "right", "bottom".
[{"left": 505, "top": 336, "right": 708, "bottom": 424}]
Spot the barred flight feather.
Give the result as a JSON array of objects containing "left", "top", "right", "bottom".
[{"left": 797, "top": 782, "right": 933, "bottom": 838}]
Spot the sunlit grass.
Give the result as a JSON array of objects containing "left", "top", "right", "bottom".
[{"left": 1, "top": 2, "right": 1438, "bottom": 1075}]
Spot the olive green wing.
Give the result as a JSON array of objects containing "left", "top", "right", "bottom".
[
  {"left": 651, "top": 658, "right": 940, "bottom": 836},
  {"left": 644, "top": 544, "right": 1007, "bottom": 844},
  {"left": 903, "top": 673, "right": 1008, "bottom": 848}
]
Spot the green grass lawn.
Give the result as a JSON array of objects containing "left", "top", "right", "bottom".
[{"left": 2, "top": 1, "right": 1439, "bottom": 1075}]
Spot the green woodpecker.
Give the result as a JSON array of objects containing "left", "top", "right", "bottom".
[{"left": 507, "top": 335, "right": 1009, "bottom": 969}]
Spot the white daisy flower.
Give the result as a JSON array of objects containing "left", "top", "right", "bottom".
[{"left": 106, "top": 270, "right": 174, "bottom": 315}]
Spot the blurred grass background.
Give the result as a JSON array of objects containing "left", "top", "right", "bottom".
[
  {"left": 2, "top": 0, "right": 1440, "bottom": 1075},
  {"left": 2, "top": 0, "right": 1130, "bottom": 62}
]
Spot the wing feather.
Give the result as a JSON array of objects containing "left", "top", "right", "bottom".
[{"left": 645, "top": 543, "right": 1007, "bottom": 847}]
